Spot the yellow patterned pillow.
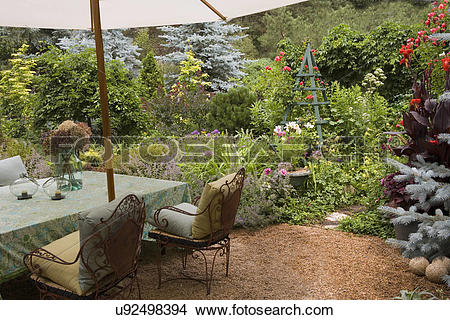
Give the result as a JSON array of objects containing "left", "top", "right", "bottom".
[{"left": 192, "top": 172, "right": 237, "bottom": 239}]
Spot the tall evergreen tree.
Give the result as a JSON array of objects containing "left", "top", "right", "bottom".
[
  {"left": 157, "top": 21, "right": 249, "bottom": 91},
  {"left": 57, "top": 29, "right": 141, "bottom": 74},
  {"left": 139, "top": 50, "right": 164, "bottom": 100}
]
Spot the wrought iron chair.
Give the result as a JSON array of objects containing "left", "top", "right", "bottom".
[
  {"left": 148, "top": 168, "right": 245, "bottom": 294},
  {"left": 23, "top": 194, "right": 145, "bottom": 299}
]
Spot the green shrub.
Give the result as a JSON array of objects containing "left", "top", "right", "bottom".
[
  {"left": 32, "top": 47, "right": 150, "bottom": 136},
  {"left": 325, "top": 81, "right": 390, "bottom": 150},
  {"left": 207, "top": 86, "right": 256, "bottom": 134},
  {"left": 338, "top": 208, "right": 394, "bottom": 239},
  {"left": 0, "top": 45, "right": 35, "bottom": 138}
]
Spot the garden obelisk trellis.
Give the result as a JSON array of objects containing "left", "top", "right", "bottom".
[
  {"left": 284, "top": 43, "right": 329, "bottom": 143},
  {"left": 0, "top": 0, "right": 309, "bottom": 201}
]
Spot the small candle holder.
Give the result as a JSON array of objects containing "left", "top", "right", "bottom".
[
  {"left": 9, "top": 174, "right": 39, "bottom": 200},
  {"left": 51, "top": 189, "right": 64, "bottom": 200},
  {"left": 42, "top": 177, "right": 71, "bottom": 200}
]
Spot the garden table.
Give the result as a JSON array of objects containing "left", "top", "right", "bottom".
[{"left": 0, "top": 171, "right": 190, "bottom": 284}]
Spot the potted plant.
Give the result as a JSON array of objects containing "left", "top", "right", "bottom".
[{"left": 42, "top": 120, "right": 91, "bottom": 190}]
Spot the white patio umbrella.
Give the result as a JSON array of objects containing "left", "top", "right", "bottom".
[{"left": 0, "top": 0, "right": 309, "bottom": 201}]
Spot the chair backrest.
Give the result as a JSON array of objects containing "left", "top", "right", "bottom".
[
  {"left": 78, "top": 194, "right": 145, "bottom": 296},
  {"left": 218, "top": 168, "right": 245, "bottom": 236}
]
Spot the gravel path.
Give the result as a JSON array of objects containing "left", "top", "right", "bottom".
[{"left": 2, "top": 224, "right": 449, "bottom": 299}]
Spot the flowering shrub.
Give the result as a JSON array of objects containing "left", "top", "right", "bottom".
[
  {"left": 0, "top": 138, "right": 51, "bottom": 179},
  {"left": 235, "top": 167, "right": 295, "bottom": 229},
  {"left": 246, "top": 51, "right": 295, "bottom": 133},
  {"left": 41, "top": 120, "right": 91, "bottom": 158},
  {"left": 401, "top": 0, "right": 450, "bottom": 94},
  {"left": 143, "top": 84, "right": 211, "bottom": 136}
]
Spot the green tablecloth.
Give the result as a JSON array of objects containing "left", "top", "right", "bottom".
[{"left": 0, "top": 171, "right": 190, "bottom": 283}]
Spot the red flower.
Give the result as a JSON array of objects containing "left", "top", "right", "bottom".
[
  {"left": 306, "top": 95, "right": 314, "bottom": 100},
  {"left": 313, "top": 66, "right": 319, "bottom": 71},
  {"left": 279, "top": 51, "right": 285, "bottom": 56},
  {"left": 274, "top": 56, "right": 282, "bottom": 62},
  {"left": 304, "top": 65, "right": 308, "bottom": 69},
  {"left": 265, "top": 66, "right": 272, "bottom": 71},
  {"left": 410, "top": 98, "right": 421, "bottom": 105},
  {"left": 430, "top": 139, "right": 439, "bottom": 145},
  {"left": 282, "top": 66, "right": 291, "bottom": 72},
  {"left": 300, "top": 57, "right": 304, "bottom": 61},
  {"left": 298, "top": 81, "right": 304, "bottom": 86},
  {"left": 442, "top": 57, "right": 450, "bottom": 71}
]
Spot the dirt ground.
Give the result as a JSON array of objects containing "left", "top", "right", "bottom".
[{"left": 1, "top": 224, "right": 449, "bottom": 300}]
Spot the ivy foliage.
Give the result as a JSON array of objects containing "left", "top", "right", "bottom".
[
  {"left": 32, "top": 47, "right": 150, "bottom": 136},
  {"left": 316, "top": 22, "right": 420, "bottom": 97}
]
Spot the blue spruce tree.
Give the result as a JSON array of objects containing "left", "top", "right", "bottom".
[
  {"left": 57, "top": 29, "right": 141, "bottom": 74},
  {"left": 157, "top": 21, "right": 249, "bottom": 91}
]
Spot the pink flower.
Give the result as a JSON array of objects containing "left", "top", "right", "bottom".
[
  {"left": 282, "top": 66, "right": 292, "bottom": 71},
  {"left": 280, "top": 51, "right": 285, "bottom": 56},
  {"left": 439, "top": 3, "right": 445, "bottom": 9},
  {"left": 431, "top": 28, "right": 437, "bottom": 33},
  {"left": 264, "top": 168, "right": 271, "bottom": 175},
  {"left": 265, "top": 66, "right": 272, "bottom": 70},
  {"left": 439, "top": 13, "right": 445, "bottom": 19},
  {"left": 306, "top": 95, "right": 314, "bottom": 100},
  {"left": 274, "top": 56, "right": 282, "bottom": 62},
  {"left": 280, "top": 169, "right": 287, "bottom": 176},
  {"left": 313, "top": 66, "right": 319, "bottom": 71},
  {"left": 299, "top": 81, "right": 304, "bottom": 86},
  {"left": 304, "top": 65, "right": 308, "bottom": 69}
]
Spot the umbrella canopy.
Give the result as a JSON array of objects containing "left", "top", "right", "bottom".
[
  {"left": 0, "top": 0, "right": 309, "bottom": 201},
  {"left": 1, "top": 0, "right": 307, "bottom": 29}
]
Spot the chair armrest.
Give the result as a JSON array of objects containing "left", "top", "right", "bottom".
[
  {"left": 23, "top": 247, "right": 80, "bottom": 274},
  {"left": 192, "top": 196, "right": 201, "bottom": 206}
]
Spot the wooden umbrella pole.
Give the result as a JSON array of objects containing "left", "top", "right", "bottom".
[
  {"left": 199, "top": 0, "right": 227, "bottom": 20},
  {"left": 91, "top": 0, "right": 115, "bottom": 202}
]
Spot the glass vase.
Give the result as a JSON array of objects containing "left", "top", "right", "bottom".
[{"left": 54, "top": 147, "right": 83, "bottom": 191}]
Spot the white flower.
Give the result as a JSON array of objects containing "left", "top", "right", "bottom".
[
  {"left": 274, "top": 125, "right": 283, "bottom": 134},
  {"left": 286, "top": 121, "right": 301, "bottom": 134},
  {"left": 304, "top": 122, "right": 314, "bottom": 129}
]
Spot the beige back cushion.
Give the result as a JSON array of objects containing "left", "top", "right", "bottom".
[
  {"left": 192, "top": 172, "right": 237, "bottom": 239},
  {"left": 32, "top": 231, "right": 83, "bottom": 295}
]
